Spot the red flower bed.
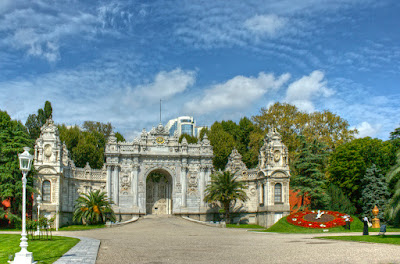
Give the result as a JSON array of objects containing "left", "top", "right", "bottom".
[{"left": 287, "top": 210, "right": 353, "bottom": 229}]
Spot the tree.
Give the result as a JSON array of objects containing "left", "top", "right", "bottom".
[
  {"left": 291, "top": 136, "right": 329, "bottom": 209},
  {"left": 73, "top": 190, "right": 115, "bottom": 224},
  {"left": 328, "top": 137, "right": 396, "bottom": 211},
  {"left": 385, "top": 147, "right": 400, "bottom": 226},
  {"left": 58, "top": 121, "right": 124, "bottom": 169},
  {"left": 204, "top": 171, "right": 248, "bottom": 223},
  {"left": 115, "top": 132, "right": 125, "bottom": 142},
  {"left": 326, "top": 184, "right": 356, "bottom": 215},
  {"left": 361, "top": 164, "right": 390, "bottom": 219},
  {"left": 208, "top": 122, "right": 235, "bottom": 170},
  {"left": 0, "top": 110, "right": 34, "bottom": 227},
  {"left": 252, "top": 102, "right": 357, "bottom": 154},
  {"left": 25, "top": 101, "right": 52, "bottom": 140},
  {"left": 178, "top": 134, "right": 198, "bottom": 144},
  {"left": 390, "top": 126, "right": 400, "bottom": 140}
]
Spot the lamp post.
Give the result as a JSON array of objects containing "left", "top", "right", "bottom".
[
  {"left": 35, "top": 195, "right": 41, "bottom": 236},
  {"left": 12, "top": 147, "right": 35, "bottom": 264}
]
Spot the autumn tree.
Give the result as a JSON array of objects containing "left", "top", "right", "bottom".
[{"left": 252, "top": 102, "right": 357, "bottom": 154}]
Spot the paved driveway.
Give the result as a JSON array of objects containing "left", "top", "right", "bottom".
[{"left": 62, "top": 216, "right": 399, "bottom": 264}]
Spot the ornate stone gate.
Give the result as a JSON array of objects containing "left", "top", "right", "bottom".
[{"left": 33, "top": 118, "right": 291, "bottom": 228}]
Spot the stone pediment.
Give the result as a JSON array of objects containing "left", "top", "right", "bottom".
[{"left": 38, "top": 166, "right": 57, "bottom": 175}]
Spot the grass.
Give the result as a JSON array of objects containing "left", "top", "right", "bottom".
[
  {"left": 0, "top": 234, "right": 79, "bottom": 263},
  {"left": 58, "top": 224, "right": 105, "bottom": 231},
  {"left": 226, "top": 224, "right": 265, "bottom": 229},
  {"left": 318, "top": 235, "right": 400, "bottom": 245}
]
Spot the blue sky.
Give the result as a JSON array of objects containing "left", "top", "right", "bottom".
[{"left": 0, "top": 0, "right": 399, "bottom": 140}]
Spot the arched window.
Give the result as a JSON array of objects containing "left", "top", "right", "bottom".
[
  {"left": 42, "top": 180, "right": 51, "bottom": 202},
  {"left": 274, "top": 183, "right": 282, "bottom": 203}
]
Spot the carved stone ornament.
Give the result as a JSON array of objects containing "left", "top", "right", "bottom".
[
  {"left": 274, "top": 150, "right": 281, "bottom": 162},
  {"left": 44, "top": 144, "right": 52, "bottom": 157}
]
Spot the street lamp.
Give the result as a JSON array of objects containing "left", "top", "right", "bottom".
[
  {"left": 35, "top": 195, "right": 41, "bottom": 236},
  {"left": 12, "top": 147, "right": 35, "bottom": 264}
]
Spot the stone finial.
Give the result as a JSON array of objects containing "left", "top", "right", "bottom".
[
  {"left": 108, "top": 131, "right": 117, "bottom": 144},
  {"left": 181, "top": 137, "right": 188, "bottom": 145}
]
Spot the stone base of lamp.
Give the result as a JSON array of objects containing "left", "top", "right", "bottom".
[
  {"left": 10, "top": 249, "right": 36, "bottom": 264},
  {"left": 372, "top": 218, "right": 380, "bottom": 229}
]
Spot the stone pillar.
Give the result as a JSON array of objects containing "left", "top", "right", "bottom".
[
  {"left": 265, "top": 181, "right": 270, "bottom": 206},
  {"left": 199, "top": 167, "right": 205, "bottom": 206},
  {"left": 181, "top": 166, "right": 187, "bottom": 207},
  {"left": 132, "top": 166, "right": 138, "bottom": 207},
  {"left": 113, "top": 166, "right": 119, "bottom": 206},
  {"left": 106, "top": 166, "right": 112, "bottom": 200}
]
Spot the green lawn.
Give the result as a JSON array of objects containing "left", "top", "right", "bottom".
[
  {"left": 226, "top": 224, "right": 265, "bottom": 229},
  {"left": 0, "top": 234, "right": 79, "bottom": 263},
  {"left": 318, "top": 235, "right": 400, "bottom": 245},
  {"left": 58, "top": 224, "right": 105, "bottom": 231}
]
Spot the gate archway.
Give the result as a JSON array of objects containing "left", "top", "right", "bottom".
[{"left": 146, "top": 169, "right": 172, "bottom": 215}]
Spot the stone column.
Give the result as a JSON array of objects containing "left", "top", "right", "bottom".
[
  {"left": 106, "top": 166, "right": 112, "bottom": 200},
  {"left": 113, "top": 166, "right": 119, "bottom": 206},
  {"left": 181, "top": 166, "right": 187, "bottom": 207},
  {"left": 199, "top": 167, "right": 205, "bottom": 206},
  {"left": 265, "top": 181, "right": 270, "bottom": 206},
  {"left": 132, "top": 166, "right": 138, "bottom": 207}
]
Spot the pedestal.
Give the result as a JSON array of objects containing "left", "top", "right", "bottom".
[
  {"left": 372, "top": 217, "right": 380, "bottom": 229},
  {"left": 11, "top": 250, "right": 35, "bottom": 264}
]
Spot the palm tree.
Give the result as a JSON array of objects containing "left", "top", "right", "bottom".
[
  {"left": 204, "top": 171, "right": 248, "bottom": 223},
  {"left": 73, "top": 189, "right": 115, "bottom": 225}
]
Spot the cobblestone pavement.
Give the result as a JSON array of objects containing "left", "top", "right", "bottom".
[{"left": 56, "top": 216, "right": 400, "bottom": 264}]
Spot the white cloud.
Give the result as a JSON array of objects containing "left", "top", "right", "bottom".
[
  {"left": 244, "top": 14, "right": 287, "bottom": 37},
  {"left": 130, "top": 68, "right": 196, "bottom": 101},
  {"left": 184, "top": 72, "right": 290, "bottom": 115},
  {"left": 284, "top": 70, "right": 334, "bottom": 112},
  {"left": 354, "top": 121, "right": 382, "bottom": 138}
]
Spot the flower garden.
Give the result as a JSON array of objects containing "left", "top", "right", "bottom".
[{"left": 287, "top": 210, "right": 353, "bottom": 228}]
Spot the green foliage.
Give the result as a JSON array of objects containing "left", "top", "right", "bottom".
[
  {"left": 204, "top": 171, "right": 248, "bottom": 224},
  {"left": 178, "top": 133, "right": 198, "bottom": 144},
  {"left": 58, "top": 121, "right": 124, "bottom": 169},
  {"left": 390, "top": 126, "right": 400, "bottom": 140},
  {"left": 208, "top": 122, "right": 236, "bottom": 170},
  {"left": 328, "top": 137, "right": 396, "bottom": 211},
  {"left": 291, "top": 136, "right": 329, "bottom": 209},
  {"left": 326, "top": 184, "right": 356, "bottom": 215},
  {"left": 73, "top": 190, "right": 115, "bottom": 224},
  {"left": 386, "top": 148, "right": 400, "bottom": 226},
  {"left": 25, "top": 101, "right": 52, "bottom": 140},
  {"left": 115, "top": 132, "right": 125, "bottom": 142},
  {"left": 0, "top": 110, "right": 34, "bottom": 226},
  {"left": 199, "top": 127, "right": 209, "bottom": 141},
  {"left": 360, "top": 165, "right": 390, "bottom": 219},
  {"left": 82, "top": 121, "right": 112, "bottom": 138}
]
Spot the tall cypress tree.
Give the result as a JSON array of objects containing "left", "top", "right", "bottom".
[
  {"left": 291, "top": 135, "right": 329, "bottom": 209},
  {"left": 361, "top": 164, "right": 390, "bottom": 219}
]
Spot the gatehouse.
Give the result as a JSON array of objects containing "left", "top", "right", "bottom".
[{"left": 33, "top": 118, "right": 291, "bottom": 228}]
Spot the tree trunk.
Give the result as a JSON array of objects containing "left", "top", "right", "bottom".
[{"left": 224, "top": 203, "right": 230, "bottom": 224}]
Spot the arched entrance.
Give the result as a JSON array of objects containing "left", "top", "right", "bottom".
[{"left": 146, "top": 169, "right": 172, "bottom": 215}]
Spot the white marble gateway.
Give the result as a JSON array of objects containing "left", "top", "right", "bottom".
[{"left": 33, "top": 119, "right": 290, "bottom": 228}]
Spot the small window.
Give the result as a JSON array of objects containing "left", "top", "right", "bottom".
[
  {"left": 42, "top": 180, "right": 51, "bottom": 202},
  {"left": 274, "top": 183, "right": 282, "bottom": 203}
]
